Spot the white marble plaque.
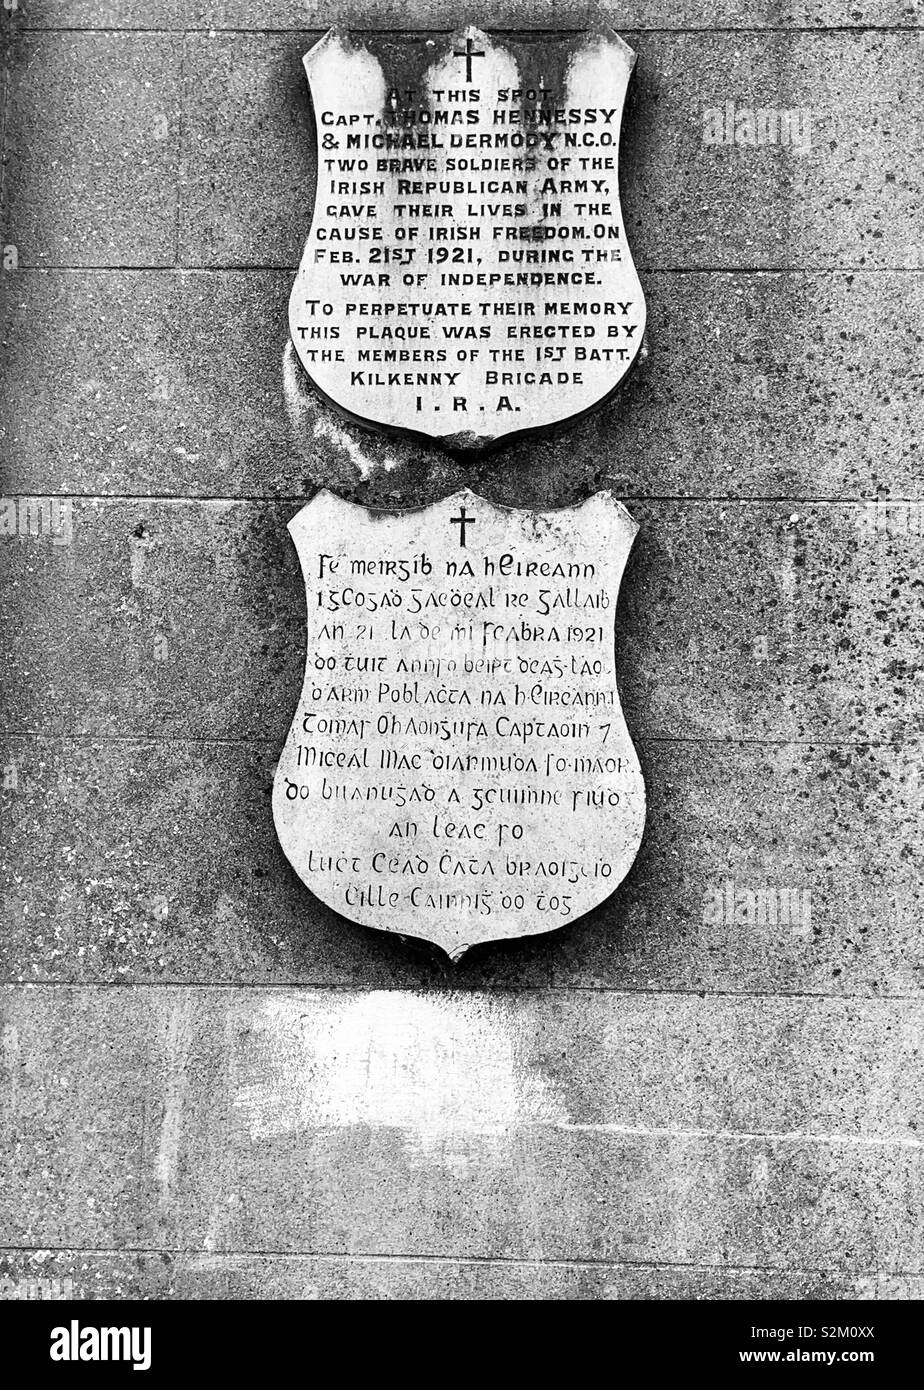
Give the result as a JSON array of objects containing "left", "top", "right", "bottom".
[
  {"left": 273, "top": 489, "right": 645, "bottom": 959},
  {"left": 290, "top": 26, "right": 646, "bottom": 450}
]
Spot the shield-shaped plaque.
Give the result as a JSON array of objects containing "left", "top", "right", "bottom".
[
  {"left": 290, "top": 26, "right": 645, "bottom": 450},
  {"left": 273, "top": 489, "right": 645, "bottom": 960}
]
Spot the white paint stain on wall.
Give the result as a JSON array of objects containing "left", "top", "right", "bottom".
[
  {"left": 233, "top": 991, "right": 565, "bottom": 1172},
  {"left": 310, "top": 412, "right": 399, "bottom": 480},
  {"left": 282, "top": 341, "right": 398, "bottom": 480}
]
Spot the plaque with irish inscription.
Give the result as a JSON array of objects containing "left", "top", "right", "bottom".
[
  {"left": 290, "top": 25, "right": 645, "bottom": 449},
  {"left": 272, "top": 489, "right": 645, "bottom": 960}
]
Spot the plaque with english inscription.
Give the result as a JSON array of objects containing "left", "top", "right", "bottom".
[
  {"left": 290, "top": 25, "right": 645, "bottom": 450},
  {"left": 272, "top": 489, "right": 645, "bottom": 960}
]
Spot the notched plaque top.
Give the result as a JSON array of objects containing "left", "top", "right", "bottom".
[
  {"left": 290, "top": 26, "right": 646, "bottom": 450},
  {"left": 272, "top": 489, "right": 646, "bottom": 961}
]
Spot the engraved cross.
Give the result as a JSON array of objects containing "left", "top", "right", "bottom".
[
  {"left": 450, "top": 505, "right": 476, "bottom": 547},
  {"left": 454, "top": 36, "right": 485, "bottom": 83}
]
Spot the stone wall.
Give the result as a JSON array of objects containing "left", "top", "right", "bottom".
[{"left": 1, "top": 0, "right": 922, "bottom": 1299}]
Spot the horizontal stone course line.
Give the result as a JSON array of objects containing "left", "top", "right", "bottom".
[
  {"left": 7, "top": 262, "right": 924, "bottom": 274},
  {"left": 1, "top": 1248, "right": 914, "bottom": 1298},
  {"left": 1, "top": 981, "right": 921, "bottom": 1003},
  {"left": 1, "top": 494, "right": 921, "bottom": 507},
  {"left": 12, "top": 26, "right": 924, "bottom": 36},
  {"left": 1, "top": 1243, "right": 921, "bottom": 1278},
  {"left": 7, "top": 264, "right": 924, "bottom": 273}
]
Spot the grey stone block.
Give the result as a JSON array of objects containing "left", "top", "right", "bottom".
[
  {"left": 17, "top": 0, "right": 185, "bottom": 26},
  {"left": 625, "top": 32, "right": 923, "bottom": 271},
  {"left": 620, "top": 499, "right": 924, "bottom": 746},
  {"left": 2, "top": 269, "right": 921, "bottom": 500},
  {"left": 1, "top": 735, "right": 920, "bottom": 994},
  {"left": 189, "top": 2, "right": 924, "bottom": 31},
  {"left": 0, "top": 499, "right": 919, "bottom": 744},
  {"left": 618, "top": 270, "right": 924, "bottom": 501},
  {"left": 0, "top": 270, "right": 297, "bottom": 496},
  {"left": 0, "top": 735, "right": 551, "bottom": 987},
  {"left": 178, "top": 32, "right": 319, "bottom": 268},
  {"left": 3, "top": 986, "right": 923, "bottom": 1265},
  {"left": 1, "top": 33, "right": 181, "bottom": 266},
  {"left": 551, "top": 739, "right": 924, "bottom": 996},
  {"left": 17, "top": 0, "right": 924, "bottom": 29},
  {"left": 0, "top": 499, "right": 304, "bottom": 743},
  {"left": 179, "top": 31, "right": 924, "bottom": 270}
]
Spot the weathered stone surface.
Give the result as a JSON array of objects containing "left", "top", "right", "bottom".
[
  {"left": 0, "top": 499, "right": 920, "bottom": 745},
  {"left": 0, "top": 735, "right": 551, "bottom": 988},
  {"left": 618, "top": 500, "right": 923, "bottom": 747},
  {"left": 5, "top": 31, "right": 920, "bottom": 273},
  {"left": 181, "top": 3, "right": 924, "bottom": 32},
  {"left": 179, "top": 31, "right": 924, "bottom": 271},
  {"left": 1, "top": 33, "right": 181, "bottom": 266},
  {"left": 282, "top": 268, "right": 924, "bottom": 502},
  {"left": 629, "top": 30, "right": 923, "bottom": 272},
  {"left": 2, "top": 269, "right": 921, "bottom": 499},
  {"left": 3, "top": 986, "right": 924, "bottom": 1266},
  {"left": 16, "top": 0, "right": 921, "bottom": 29},
  {"left": 1, "top": 736, "right": 919, "bottom": 994},
  {"left": 3, "top": 31, "right": 919, "bottom": 274},
  {"left": 0, "top": 270, "right": 299, "bottom": 496},
  {"left": 552, "top": 739, "right": 924, "bottom": 996},
  {"left": 177, "top": 32, "right": 318, "bottom": 268},
  {"left": 16, "top": 0, "right": 185, "bottom": 26},
  {"left": 0, "top": 1246, "right": 920, "bottom": 1302}
]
